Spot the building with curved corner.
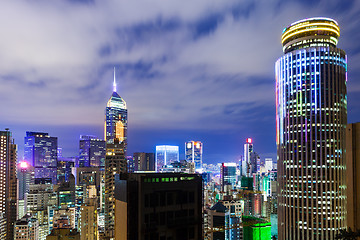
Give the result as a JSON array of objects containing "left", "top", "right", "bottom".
[{"left": 275, "top": 17, "right": 347, "bottom": 239}]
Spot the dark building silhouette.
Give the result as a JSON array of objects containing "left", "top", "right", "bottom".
[
  {"left": 133, "top": 152, "right": 155, "bottom": 171},
  {"left": 114, "top": 172, "right": 203, "bottom": 240}
]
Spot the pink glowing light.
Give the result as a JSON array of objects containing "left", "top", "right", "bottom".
[{"left": 20, "top": 161, "right": 28, "bottom": 168}]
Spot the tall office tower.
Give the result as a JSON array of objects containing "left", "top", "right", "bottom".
[
  {"left": 276, "top": 18, "right": 347, "bottom": 239},
  {"left": 104, "top": 69, "right": 128, "bottom": 238},
  {"left": 114, "top": 172, "right": 203, "bottom": 240},
  {"left": 345, "top": 122, "right": 360, "bottom": 231},
  {"left": 155, "top": 145, "right": 179, "bottom": 171},
  {"left": 133, "top": 152, "right": 155, "bottom": 171},
  {"left": 250, "top": 151, "right": 260, "bottom": 174},
  {"left": 242, "top": 138, "right": 253, "bottom": 177},
  {"left": 79, "top": 135, "right": 106, "bottom": 167},
  {"left": 105, "top": 69, "right": 127, "bottom": 146},
  {"left": 0, "top": 130, "right": 17, "bottom": 240},
  {"left": 17, "top": 161, "right": 35, "bottom": 219},
  {"left": 185, "top": 141, "right": 203, "bottom": 172},
  {"left": 220, "top": 163, "right": 237, "bottom": 191},
  {"left": 18, "top": 162, "right": 35, "bottom": 201},
  {"left": 24, "top": 132, "right": 58, "bottom": 184}
]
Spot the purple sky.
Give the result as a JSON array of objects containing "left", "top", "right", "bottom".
[{"left": 1, "top": 0, "right": 360, "bottom": 164}]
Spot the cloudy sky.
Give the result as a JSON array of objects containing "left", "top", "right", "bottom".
[{"left": 1, "top": 0, "right": 360, "bottom": 163}]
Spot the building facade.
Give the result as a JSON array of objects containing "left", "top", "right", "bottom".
[
  {"left": 220, "top": 163, "right": 237, "bottom": 191},
  {"left": 24, "top": 132, "right": 58, "bottom": 184},
  {"left": 114, "top": 172, "right": 203, "bottom": 240},
  {"left": 155, "top": 145, "right": 179, "bottom": 172},
  {"left": 79, "top": 198, "right": 98, "bottom": 240},
  {"left": 105, "top": 71, "right": 127, "bottom": 146},
  {"left": 0, "top": 130, "right": 17, "bottom": 240},
  {"left": 346, "top": 123, "right": 360, "bottom": 231},
  {"left": 276, "top": 18, "right": 347, "bottom": 239},
  {"left": 133, "top": 152, "right": 155, "bottom": 171},
  {"left": 14, "top": 214, "right": 39, "bottom": 240},
  {"left": 26, "top": 181, "right": 57, "bottom": 240},
  {"left": 242, "top": 138, "right": 253, "bottom": 177},
  {"left": 79, "top": 135, "right": 106, "bottom": 167},
  {"left": 185, "top": 141, "right": 203, "bottom": 172}
]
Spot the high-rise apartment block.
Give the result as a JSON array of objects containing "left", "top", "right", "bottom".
[
  {"left": 24, "top": 131, "right": 58, "bottom": 184},
  {"left": 79, "top": 135, "right": 106, "bottom": 167},
  {"left": 346, "top": 122, "right": 360, "bottom": 231},
  {"left": 155, "top": 145, "right": 179, "bottom": 171},
  {"left": 0, "top": 130, "right": 17, "bottom": 240},
  {"left": 185, "top": 141, "right": 203, "bottom": 172},
  {"left": 276, "top": 18, "right": 347, "bottom": 239},
  {"left": 104, "top": 70, "right": 128, "bottom": 239}
]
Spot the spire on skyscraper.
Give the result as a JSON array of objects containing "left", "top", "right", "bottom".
[{"left": 113, "top": 67, "right": 117, "bottom": 93}]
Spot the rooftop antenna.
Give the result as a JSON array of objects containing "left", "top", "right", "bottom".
[{"left": 113, "top": 67, "right": 117, "bottom": 92}]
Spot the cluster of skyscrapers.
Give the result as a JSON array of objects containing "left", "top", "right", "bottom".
[{"left": 1, "top": 16, "right": 360, "bottom": 240}]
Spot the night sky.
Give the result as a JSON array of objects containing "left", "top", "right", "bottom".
[{"left": 1, "top": 0, "right": 360, "bottom": 164}]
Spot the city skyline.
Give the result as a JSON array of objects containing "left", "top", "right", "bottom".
[{"left": 1, "top": 1, "right": 360, "bottom": 164}]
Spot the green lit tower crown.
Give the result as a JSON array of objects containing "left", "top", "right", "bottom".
[{"left": 275, "top": 18, "right": 347, "bottom": 239}]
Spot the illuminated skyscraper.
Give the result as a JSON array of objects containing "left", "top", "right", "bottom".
[
  {"left": 0, "top": 130, "right": 17, "bottom": 240},
  {"left": 185, "top": 141, "right": 203, "bottom": 172},
  {"left": 105, "top": 69, "right": 127, "bottom": 145},
  {"left": 24, "top": 131, "right": 58, "bottom": 184},
  {"left": 276, "top": 18, "right": 347, "bottom": 239},
  {"left": 104, "top": 69, "right": 127, "bottom": 238},
  {"left": 241, "top": 138, "right": 253, "bottom": 177},
  {"left": 220, "top": 163, "right": 237, "bottom": 191},
  {"left": 155, "top": 145, "right": 179, "bottom": 171}
]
